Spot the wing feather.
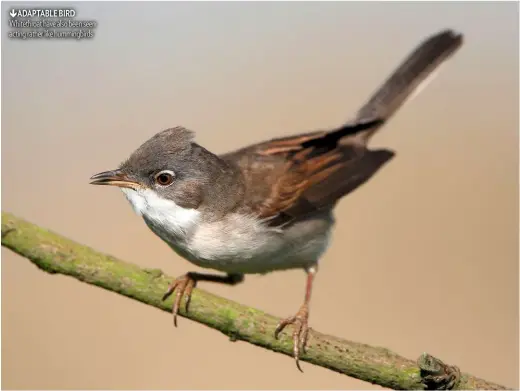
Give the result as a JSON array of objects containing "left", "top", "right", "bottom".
[{"left": 222, "top": 29, "right": 463, "bottom": 227}]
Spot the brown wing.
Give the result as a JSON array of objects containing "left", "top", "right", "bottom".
[
  {"left": 221, "top": 29, "right": 463, "bottom": 226},
  {"left": 249, "top": 120, "right": 394, "bottom": 226}
]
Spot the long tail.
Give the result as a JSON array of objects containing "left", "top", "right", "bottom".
[{"left": 348, "top": 29, "right": 463, "bottom": 144}]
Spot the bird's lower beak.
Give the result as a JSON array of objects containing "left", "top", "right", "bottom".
[{"left": 89, "top": 169, "right": 139, "bottom": 190}]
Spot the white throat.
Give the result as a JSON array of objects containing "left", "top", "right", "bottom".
[{"left": 120, "top": 188, "right": 200, "bottom": 242}]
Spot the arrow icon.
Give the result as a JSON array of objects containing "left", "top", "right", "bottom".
[{"left": 9, "top": 9, "right": 17, "bottom": 18}]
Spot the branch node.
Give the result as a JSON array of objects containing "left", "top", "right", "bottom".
[
  {"left": 417, "top": 352, "right": 461, "bottom": 390},
  {"left": 1, "top": 227, "right": 15, "bottom": 239},
  {"left": 143, "top": 268, "right": 164, "bottom": 279}
]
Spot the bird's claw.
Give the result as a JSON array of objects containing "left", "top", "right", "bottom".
[
  {"left": 162, "top": 273, "right": 196, "bottom": 327},
  {"left": 274, "top": 304, "right": 310, "bottom": 372}
]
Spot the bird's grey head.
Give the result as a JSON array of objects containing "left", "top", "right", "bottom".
[{"left": 90, "top": 127, "right": 212, "bottom": 210}]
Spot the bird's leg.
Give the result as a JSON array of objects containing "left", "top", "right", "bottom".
[
  {"left": 162, "top": 272, "right": 244, "bottom": 326},
  {"left": 274, "top": 266, "right": 317, "bottom": 372}
]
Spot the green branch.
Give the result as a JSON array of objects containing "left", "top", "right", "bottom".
[{"left": 1, "top": 211, "right": 509, "bottom": 390}]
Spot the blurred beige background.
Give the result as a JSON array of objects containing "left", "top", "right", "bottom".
[{"left": 1, "top": 1, "right": 518, "bottom": 389}]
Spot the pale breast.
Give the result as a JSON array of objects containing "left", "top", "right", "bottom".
[
  {"left": 121, "top": 187, "right": 201, "bottom": 241},
  {"left": 185, "top": 212, "right": 335, "bottom": 274},
  {"left": 121, "top": 188, "right": 334, "bottom": 274}
]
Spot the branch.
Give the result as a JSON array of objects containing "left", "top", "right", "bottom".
[{"left": 1, "top": 211, "right": 510, "bottom": 390}]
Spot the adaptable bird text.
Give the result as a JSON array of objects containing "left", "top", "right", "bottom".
[{"left": 7, "top": 18, "right": 97, "bottom": 40}]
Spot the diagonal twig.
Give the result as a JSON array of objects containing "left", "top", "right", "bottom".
[{"left": 1, "top": 211, "right": 510, "bottom": 390}]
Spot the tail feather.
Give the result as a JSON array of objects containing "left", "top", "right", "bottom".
[{"left": 352, "top": 29, "right": 464, "bottom": 143}]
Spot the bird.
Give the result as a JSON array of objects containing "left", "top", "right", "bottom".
[{"left": 90, "top": 29, "right": 463, "bottom": 371}]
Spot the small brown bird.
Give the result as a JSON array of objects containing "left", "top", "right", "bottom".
[{"left": 90, "top": 29, "right": 463, "bottom": 370}]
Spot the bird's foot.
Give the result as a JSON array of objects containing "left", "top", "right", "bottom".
[
  {"left": 274, "top": 303, "right": 310, "bottom": 372},
  {"left": 162, "top": 273, "right": 197, "bottom": 327}
]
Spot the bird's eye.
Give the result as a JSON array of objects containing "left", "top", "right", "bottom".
[{"left": 154, "top": 170, "right": 175, "bottom": 186}]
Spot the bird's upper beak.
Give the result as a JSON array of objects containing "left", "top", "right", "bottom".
[{"left": 89, "top": 169, "right": 139, "bottom": 190}]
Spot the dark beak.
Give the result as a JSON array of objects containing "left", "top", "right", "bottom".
[{"left": 89, "top": 169, "right": 139, "bottom": 190}]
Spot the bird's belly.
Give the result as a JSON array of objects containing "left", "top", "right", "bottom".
[
  {"left": 123, "top": 188, "right": 329, "bottom": 273},
  {"left": 170, "top": 212, "right": 335, "bottom": 274}
]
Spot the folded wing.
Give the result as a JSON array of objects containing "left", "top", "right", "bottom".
[{"left": 224, "top": 29, "right": 463, "bottom": 227}]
